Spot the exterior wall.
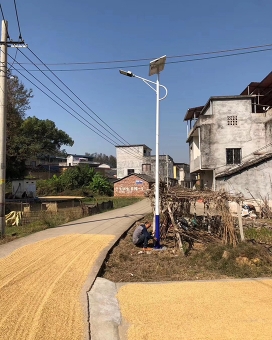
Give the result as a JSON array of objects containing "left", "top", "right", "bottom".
[
  {"left": 143, "top": 155, "right": 174, "bottom": 182},
  {"left": 12, "top": 179, "right": 37, "bottom": 198},
  {"left": 67, "top": 155, "right": 95, "bottom": 166},
  {"left": 116, "top": 145, "right": 173, "bottom": 185},
  {"left": 190, "top": 98, "right": 269, "bottom": 175},
  {"left": 216, "top": 158, "right": 272, "bottom": 199},
  {"left": 189, "top": 134, "right": 201, "bottom": 172},
  {"left": 116, "top": 146, "right": 151, "bottom": 178},
  {"left": 114, "top": 175, "right": 151, "bottom": 197}
]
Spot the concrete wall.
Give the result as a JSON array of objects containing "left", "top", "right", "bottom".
[
  {"left": 116, "top": 146, "right": 149, "bottom": 178},
  {"left": 143, "top": 155, "right": 174, "bottom": 181},
  {"left": 216, "top": 158, "right": 272, "bottom": 199},
  {"left": 199, "top": 98, "right": 269, "bottom": 173},
  {"left": 114, "top": 175, "right": 151, "bottom": 197}
]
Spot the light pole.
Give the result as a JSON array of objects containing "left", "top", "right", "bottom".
[{"left": 119, "top": 55, "right": 167, "bottom": 248}]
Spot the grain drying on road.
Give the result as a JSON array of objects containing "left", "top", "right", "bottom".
[
  {"left": 0, "top": 234, "right": 114, "bottom": 340},
  {"left": 117, "top": 280, "right": 272, "bottom": 340}
]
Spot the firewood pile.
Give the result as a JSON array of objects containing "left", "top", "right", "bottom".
[{"left": 147, "top": 184, "right": 244, "bottom": 254}]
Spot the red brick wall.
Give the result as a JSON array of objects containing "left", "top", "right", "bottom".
[{"left": 114, "top": 175, "right": 151, "bottom": 197}]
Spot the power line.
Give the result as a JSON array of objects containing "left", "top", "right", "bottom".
[
  {"left": 7, "top": 53, "right": 144, "bottom": 160},
  {"left": 13, "top": 0, "right": 23, "bottom": 40},
  {"left": 11, "top": 42, "right": 272, "bottom": 66},
  {"left": 22, "top": 47, "right": 144, "bottom": 159},
  {"left": 8, "top": 61, "right": 118, "bottom": 147},
  {"left": 8, "top": 52, "right": 125, "bottom": 147},
  {"left": 26, "top": 47, "right": 140, "bottom": 151},
  {"left": 11, "top": 46, "right": 272, "bottom": 73}
]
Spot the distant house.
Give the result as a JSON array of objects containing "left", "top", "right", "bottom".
[
  {"left": 114, "top": 173, "right": 155, "bottom": 197},
  {"left": 96, "top": 164, "right": 117, "bottom": 183},
  {"left": 116, "top": 144, "right": 152, "bottom": 178},
  {"left": 25, "top": 154, "right": 100, "bottom": 179},
  {"left": 116, "top": 144, "right": 176, "bottom": 186},
  {"left": 173, "top": 163, "right": 192, "bottom": 187},
  {"left": 66, "top": 154, "right": 100, "bottom": 167}
]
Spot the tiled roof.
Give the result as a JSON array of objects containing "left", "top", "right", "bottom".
[
  {"left": 114, "top": 173, "right": 155, "bottom": 183},
  {"left": 216, "top": 152, "right": 272, "bottom": 178}
]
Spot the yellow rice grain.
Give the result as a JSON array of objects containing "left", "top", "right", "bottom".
[
  {"left": 0, "top": 234, "right": 114, "bottom": 340},
  {"left": 118, "top": 280, "right": 272, "bottom": 340}
]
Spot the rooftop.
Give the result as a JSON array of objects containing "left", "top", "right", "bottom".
[
  {"left": 184, "top": 71, "right": 272, "bottom": 121},
  {"left": 114, "top": 173, "right": 155, "bottom": 183},
  {"left": 216, "top": 152, "right": 272, "bottom": 178},
  {"left": 115, "top": 144, "right": 152, "bottom": 150}
]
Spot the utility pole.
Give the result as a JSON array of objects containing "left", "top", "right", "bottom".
[
  {"left": 0, "top": 20, "right": 27, "bottom": 237},
  {"left": 0, "top": 20, "right": 8, "bottom": 237}
]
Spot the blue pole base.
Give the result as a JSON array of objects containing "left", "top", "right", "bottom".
[{"left": 154, "top": 214, "right": 161, "bottom": 249}]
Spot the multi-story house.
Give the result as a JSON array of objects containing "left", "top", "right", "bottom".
[
  {"left": 116, "top": 144, "right": 176, "bottom": 185},
  {"left": 116, "top": 145, "right": 152, "bottom": 178},
  {"left": 173, "top": 163, "right": 192, "bottom": 187},
  {"left": 66, "top": 154, "right": 99, "bottom": 166},
  {"left": 184, "top": 71, "right": 272, "bottom": 198}
]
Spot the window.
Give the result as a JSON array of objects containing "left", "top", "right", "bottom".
[
  {"left": 227, "top": 116, "right": 237, "bottom": 125},
  {"left": 127, "top": 169, "right": 134, "bottom": 175},
  {"left": 226, "top": 148, "right": 241, "bottom": 164},
  {"left": 142, "top": 164, "right": 151, "bottom": 172}
]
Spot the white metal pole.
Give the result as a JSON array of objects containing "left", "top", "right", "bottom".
[
  {"left": 166, "top": 155, "right": 169, "bottom": 188},
  {"left": 154, "top": 72, "right": 160, "bottom": 248},
  {"left": 0, "top": 20, "right": 7, "bottom": 237}
]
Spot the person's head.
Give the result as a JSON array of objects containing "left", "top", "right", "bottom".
[{"left": 145, "top": 221, "right": 152, "bottom": 229}]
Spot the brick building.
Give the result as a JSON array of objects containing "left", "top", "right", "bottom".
[{"left": 114, "top": 173, "right": 155, "bottom": 197}]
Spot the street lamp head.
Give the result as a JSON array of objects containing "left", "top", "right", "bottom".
[
  {"left": 149, "top": 55, "right": 166, "bottom": 76},
  {"left": 119, "top": 69, "right": 134, "bottom": 77}
]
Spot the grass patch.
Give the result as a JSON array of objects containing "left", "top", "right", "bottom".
[{"left": 245, "top": 226, "right": 272, "bottom": 243}]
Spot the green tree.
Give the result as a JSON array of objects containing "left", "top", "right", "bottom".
[
  {"left": 60, "top": 165, "right": 95, "bottom": 190},
  {"left": 6, "top": 74, "right": 33, "bottom": 178},
  {"left": 89, "top": 173, "right": 113, "bottom": 196},
  {"left": 6, "top": 73, "right": 74, "bottom": 179}
]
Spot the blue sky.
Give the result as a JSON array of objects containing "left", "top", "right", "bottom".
[{"left": 3, "top": 0, "right": 272, "bottom": 163}]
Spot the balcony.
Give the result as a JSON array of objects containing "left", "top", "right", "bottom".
[{"left": 190, "top": 156, "right": 201, "bottom": 173}]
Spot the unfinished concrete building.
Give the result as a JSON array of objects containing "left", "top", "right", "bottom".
[
  {"left": 116, "top": 144, "right": 175, "bottom": 185},
  {"left": 184, "top": 71, "right": 272, "bottom": 199}
]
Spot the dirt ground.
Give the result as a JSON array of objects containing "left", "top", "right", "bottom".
[{"left": 101, "top": 220, "right": 272, "bottom": 282}]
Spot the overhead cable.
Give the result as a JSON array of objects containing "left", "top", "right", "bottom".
[
  {"left": 26, "top": 47, "right": 139, "bottom": 150},
  {"left": 12, "top": 43, "right": 272, "bottom": 66},
  {"left": 7, "top": 54, "right": 144, "bottom": 160},
  {"left": 13, "top": 0, "right": 23, "bottom": 40},
  {"left": 13, "top": 46, "right": 272, "bottom": 72}
]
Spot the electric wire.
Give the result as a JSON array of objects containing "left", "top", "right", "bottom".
[
  {"left": 8, "top": 53, "right": 125, "bottom": 147},
  {"left": 12, "top": 42, "right": 272, "bottom": 66},
  {"left": 25, "top": 47, "right": 141, "bottom": 153},
  {"left": 14, "top": 46, "right": 272, "bottom": 72},
  {"left": 13, "top": 0, "right": 23, "bottom": 40},
  {"left": 7, "top": 55, "right": 144, "bottom": 160},
  {"left": 8, "top": 61, "right": 119, "bottom": 147}
]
